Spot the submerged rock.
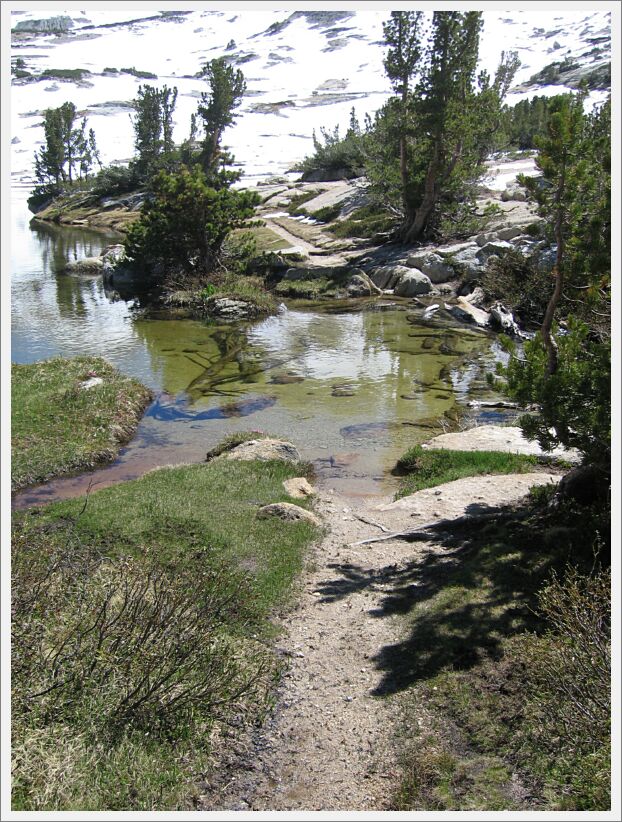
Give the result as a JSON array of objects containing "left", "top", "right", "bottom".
[{"left": 63, "top": 256, "right": 103, "bottom": 275}]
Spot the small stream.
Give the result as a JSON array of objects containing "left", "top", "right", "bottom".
[{"left": 11, "top": 190, "right": 509, "bottom": 508}]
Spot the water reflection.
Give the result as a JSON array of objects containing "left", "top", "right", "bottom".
[{"left": 11, "top": 189, "right": 506, "bottom": 505}]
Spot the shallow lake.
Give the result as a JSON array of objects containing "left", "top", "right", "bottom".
[{"left": 11, "top": 190, "right": 508, "bottom": 507}]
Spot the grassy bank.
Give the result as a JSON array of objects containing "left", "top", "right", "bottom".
[
  {"left": 12, "top": 455, "right": 320, "bottom": 810},
  {"left": 385, "top": 487, "right": 610, "bottom": 810},
  {"left": 395, "top": 445, "right": 538, "bottom": 497},
  {"left": 394, "top": 445, "right": 540, "bottom": 498},
  {"left": 11, "top": 357, "right": 152, "bottom": 491}
]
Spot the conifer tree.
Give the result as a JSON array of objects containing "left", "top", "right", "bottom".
[
  {"left": 197, "top": 58, "right": 245, "bottom": 179},
  {"left": 131, "top": 84, "right": 178, "bottom": 180},
  {"left": 376, "top": 11, "right": 519, "bottom": 242}
]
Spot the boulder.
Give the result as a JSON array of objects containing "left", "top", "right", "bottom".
[
  {"left": 406, "top": 251, "right": 455, "bottom": 283},
  {"left": 301, "top": 167, "right": 363, "bottom": 183},
  {"left": 501, "top": 183, "right": 527, "bottom": 202},
  {"left": 449, "top": 246, "right": 484, "bottom": 277},
  {"left": 63, "top": 257, "right": 103, "bottom": 275},
  {"left": 476, "top": 240, "right": 514, "bottom": 263},
  {"left": 444, "top": 297, "right": 490, "bottom": 327},
  {"left": 422, "top": 425, "right": 579, "bottom": 462},
  {"left": 394, "top": 269, "right": 433, "bottom": 297},
  {"left": 257, "top": 502, "right": 321, "bottom": 527},
  {"left": 463, "top": 286, "right": 486, "bottom": 307},
  {"left": 346, "top": 270, "right": 382, "bottom": 297},
  {"left": 497, "top": 226, "right": 524, "bottom": 241},
  {"left": 475, "top": 232, "right": 498, "bottom": 247},
  {"left": 101, "top": 244, "right": 128, "bottom": 284},
  {"left": 557, "top": 465, "right": 610, "bottom": 506},
  {"left": 223, "top": 438, "right": 301, "bottom": 464},
  {"left": 368, "top": 264, "right": 408, "bottom": 290},
  {"left": 283, "top": 477, "right": 316, "bottom": 498},
  {"left": 436, "top": 241, "right": 477, "bottom": 257},
  {"left": 208, "top": 298, "right": 255, "bottom": 320}
]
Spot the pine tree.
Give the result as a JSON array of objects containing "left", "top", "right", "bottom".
[
  {"left": 33, "top": 102, "right": 97, "bottom": 188},
  {"left": 197, "top": 58, "right": 245, "bottom": 178},
  {"left": 382, "top": 11, "right": 424, "bottom": 229},
  {"left": 376, "top": 11, "right": 519, "bottom": 243},
  {"left": 504, "top": 95, "right": 611, "bottom": 469},
  {"left": 131, "top": 84, "right": 178, "bottom": 180}
]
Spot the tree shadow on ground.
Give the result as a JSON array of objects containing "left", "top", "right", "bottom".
[{"left": 314, "top": 501, "right": 569, "bottom": 697}]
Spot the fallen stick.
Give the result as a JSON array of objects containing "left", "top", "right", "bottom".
[{"left": 352, "top": 513, "right": 390, "bottom": 532}]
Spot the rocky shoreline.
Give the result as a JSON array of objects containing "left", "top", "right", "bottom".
[{"left": 31, "top": 155, "right": 549, "bottom": 331}]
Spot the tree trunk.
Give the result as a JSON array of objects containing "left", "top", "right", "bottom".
[
  {"left": 541, "top": 152, "right": 567, "bottom": 376},
  {"left": 401, "top": 154, "right": 438, "bottom": 244}
]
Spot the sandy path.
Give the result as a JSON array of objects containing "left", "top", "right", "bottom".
[{"left": 199, "top": 471, "right": 560, "bottom": 812}]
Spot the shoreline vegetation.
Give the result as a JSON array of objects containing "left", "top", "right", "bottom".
[{"left": 11, "top": 357, "right": 152, "bottom": 492}]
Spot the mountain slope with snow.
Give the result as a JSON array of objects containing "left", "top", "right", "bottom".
[{"left": 8, "top": 7, "right": 612, "bottom": 185}]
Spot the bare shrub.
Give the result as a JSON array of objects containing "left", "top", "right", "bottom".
[
  {"left": 12, "top": 528, "right": 272, "bottom": 740},
  {"left": 528, "top": 566, "right": 610, "bottom": 743}
]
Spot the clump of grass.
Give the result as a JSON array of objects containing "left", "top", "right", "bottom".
[
  {"left": 11, "top": 357, "right": 152, "bottom": 491},
  {"left": 286, "top": 189, "right": 323, "bottom": 216},
  {"left": 394, "top": 445, "right": 538, "bottom": 498},
  {"left": 209, "top": 273, "right": 277, "bottom": 315},
  {"left": 327, "top": 203, "right": 395, "bottom": 239},
  {"left": 12, "top": 456, "right": 320, "bottom": 810},
  {"left": 274, "top": 276, "right": 334, "bottom": 299}
]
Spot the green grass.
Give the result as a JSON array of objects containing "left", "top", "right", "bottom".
[
  {"left": 286, "top": 189, "right": 323, "bottom": 216},
  {"left": 11, "top": 357, "right": 152, "bottom": 491},
  {"left": 394, "top": 446, "right": 539, "bottom": 498},
  {"left": 210, "top": 273, "right": 277, "bottom": 315},
  {"left": 383, "top": 496, "right": 610, "bottom": 811},
  {"left": 12, "top": 455, "right": 320, "bottom": 810},
  {"left": 327, "top": 203, "right": 395, "bottom": 239}
]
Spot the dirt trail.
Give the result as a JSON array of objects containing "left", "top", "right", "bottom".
[
  {"left": 199, "top": 471, "right": 560, "bottom": 812},
  {"left": 263, "top": 215, "right": 352, "bottom": 268}
]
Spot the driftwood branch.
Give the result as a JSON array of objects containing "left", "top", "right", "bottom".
[{"left": 352, "top": 513, "right": 390, "bottom": 533}]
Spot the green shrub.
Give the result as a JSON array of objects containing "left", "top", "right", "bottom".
[
  {"left": 121, "top": 67, "right": 158, "bottom": 80},
  {"left": 92, "top": 165, "right": 139, "bottom": 197},
  {"left": 11, "top": 534, "right": 266, "bottom": 740},
  {"left": 296, "top": 109, "right": 368, "bottom": 177},
  {"left": 312, "top": 202, "right": 342, "bottom": 223},
  {"left": 479, "top": 248, "right": 551, "bottom": 324}
]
